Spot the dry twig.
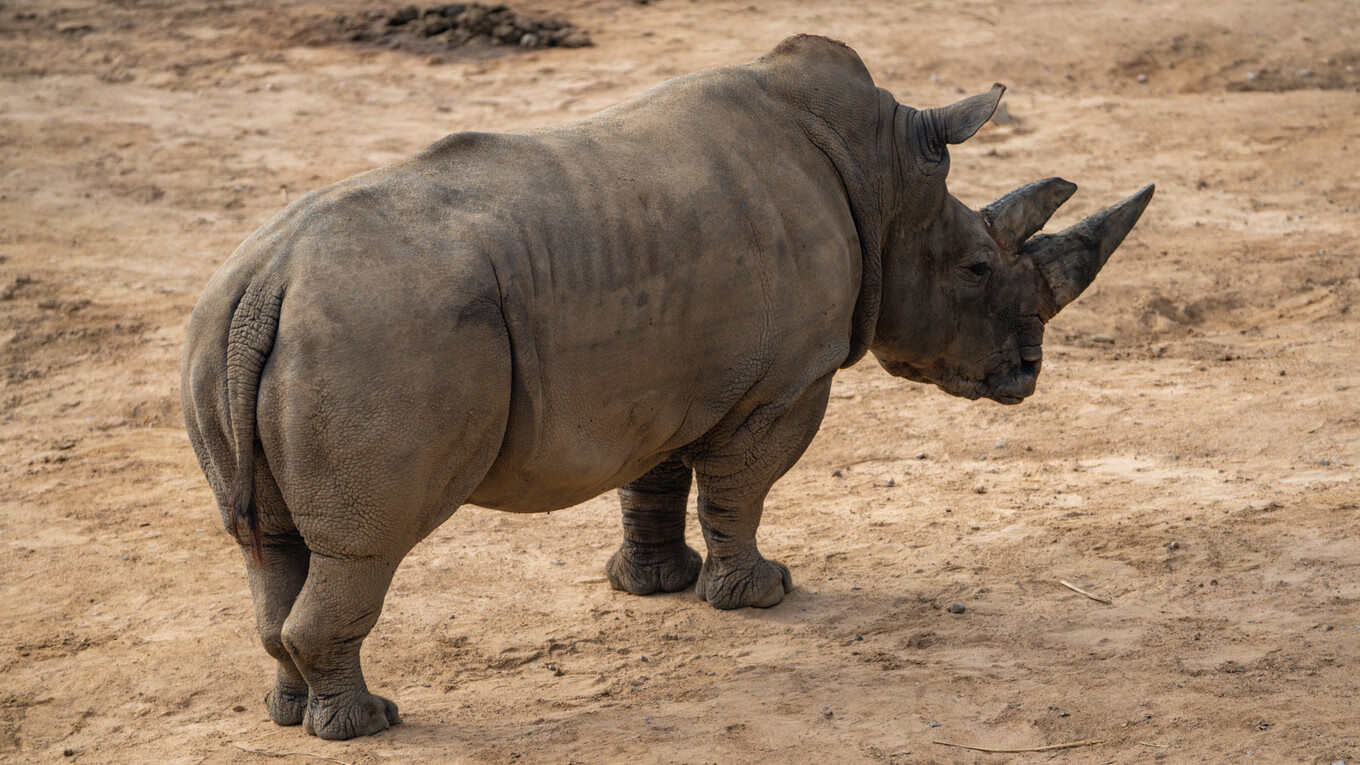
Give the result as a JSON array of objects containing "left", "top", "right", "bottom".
[
  {"left": 230, "top": 742, "right": 354, "bottom": 765},
  {"left": 933, "top": 739, "right": 1103, "bottom": 753},
  {"left": 1059, "top": 579, "right": 1113, "bottom": 604},
  {"left": 1137, "top": 741, "right": 1173, "bottom": 748}
]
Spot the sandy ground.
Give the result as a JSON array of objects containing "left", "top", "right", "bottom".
[{"left": 3, "top": 0, "right": 1359, "bottom": 762}]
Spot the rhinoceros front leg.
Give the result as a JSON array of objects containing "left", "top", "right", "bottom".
[
  {"left": 606, "top": 453, "right": 702, "bottom": 594},
  {"left": 691, "top": 374, "right": 833, "bottom": 609}
]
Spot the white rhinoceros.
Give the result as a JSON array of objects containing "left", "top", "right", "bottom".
[{"left": 182, "top": 35, "right": 1152, "bottom": 739}]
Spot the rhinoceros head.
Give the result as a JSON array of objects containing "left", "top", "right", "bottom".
[{"left": 870, "top": 85, "right": 1153, "bottom": 404}]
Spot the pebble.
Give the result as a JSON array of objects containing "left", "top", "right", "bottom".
[
  {"left": 915, "top": 452, "right": 928, "bottom": 460},
  {"left": 1167, "top": 540, "right": 1180, "bottom": 550},
  {"left": 948, "top": 602, "right": 967, "bottom": 614},
  {"left": 1137, "top": 73, "right": 1148, "bottom": 83},
  {"left": 822, "top": 706, "right": 834, "bottom": 718},
  {"left": 1298, "top": 69, "right": 1313, "bottom": 78}
]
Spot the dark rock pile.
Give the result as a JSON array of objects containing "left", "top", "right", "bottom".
[{"left": 335, "top": 4, "right": 592, "bottom": 51}]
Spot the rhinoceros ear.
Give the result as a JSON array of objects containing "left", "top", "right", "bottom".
[
  {"left": 917, "top": 84, "right": 1005, "bottom": 162},
  {"left": 982, "top": 177, "right": 1078, "bottom": 252},
  {"left": 1026, "top": 184, "right": 1155, "bottom": 321}
]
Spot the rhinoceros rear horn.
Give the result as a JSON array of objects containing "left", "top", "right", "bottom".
[
  {"left": 1025, "top": 184, "right": 1155, "bottom": 321},
  {"left": 982, "top": 177, "right": 1078, "bottom": 252},
  {"left": 919, "top": 84, "right": 1005, "bottom": 162}
]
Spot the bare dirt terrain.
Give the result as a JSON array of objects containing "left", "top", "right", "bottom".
[{"left": 3, "top": 0, "right": 1359, "bottom": 762}]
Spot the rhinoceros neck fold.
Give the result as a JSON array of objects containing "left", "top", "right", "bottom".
[
  {"left": 798, "top": 93, "right": 897, "bottom": 369},
  {"left": 753, "top": 38, "right": 896, "bottom": 368}
]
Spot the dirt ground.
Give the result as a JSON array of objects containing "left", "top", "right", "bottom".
[{"left": 3, "top": 0, "right": 1359, "bottom": 762}]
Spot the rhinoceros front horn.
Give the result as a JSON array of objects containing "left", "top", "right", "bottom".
[{"left": 1024, "top": 184, "right": 1155, "bottom": 321}]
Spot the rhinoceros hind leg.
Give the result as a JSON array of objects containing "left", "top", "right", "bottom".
[
  {"left": 606, "top": 453, "right": 702, "bottom": 594},
  {"left": 242, "top": 538, "right": 311, "bottom": 726},
  {"left": 281, "top": 554, "right": 402, "bottom": 740}
]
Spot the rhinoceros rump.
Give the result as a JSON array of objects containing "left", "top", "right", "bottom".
[{"left": 181, "top": 35, "right": 1152, "bottom": 740}]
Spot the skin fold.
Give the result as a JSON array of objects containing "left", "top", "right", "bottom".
[{"left": 181, "top": 34, "right": 1152, "bottom": 740}]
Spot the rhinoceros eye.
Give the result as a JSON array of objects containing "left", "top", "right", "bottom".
[{"left": 968, "top": 261, "right": 991, "bottom": 277}]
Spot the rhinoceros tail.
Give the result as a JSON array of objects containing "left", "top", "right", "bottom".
[{"left": 225, "top": 277, "right": 285, "bottom": 564}]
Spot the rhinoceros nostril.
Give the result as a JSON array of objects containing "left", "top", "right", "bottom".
[{"left": 1019, "top": 345, "right": 1042, "bottom": 363}]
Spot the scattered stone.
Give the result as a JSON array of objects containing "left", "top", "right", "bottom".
[
  {"left": 1298, "top": 69, "right": 1313, "bottom": 78},
  {"left": 831, "top": 468, "right": 843, "bottom": 477},
  {"left": 1167, "top": 540, "right": 1179, "bottom": 550},
  {"left": 973, "top": 485, "right": 987, "bottom": 494},
  {"left": 948, "top": 602, "right": 966, "bottom": 614},
  {"left": 822, "top": 706, "right": 834, "bottom": 717},
  {"left": 1137, "top": 73, "right": 1148, "bottom": 83},
  {"left": 915, "top": 452, "right": 928, "bottom": 460}
]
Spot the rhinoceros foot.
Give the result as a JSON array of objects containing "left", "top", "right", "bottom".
[
  {"left": 606, "top": 541, "right": 702, "bottom": 595},
  {"left": 695, "top": 555, "right": 793, "bottom": 609},
  {"left": 264, "top": 682, "right": 309, "bottom": 726},
  {"left": 302, "top": 690, "right": 400, "bottom": 740}
]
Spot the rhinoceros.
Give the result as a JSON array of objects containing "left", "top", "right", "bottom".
[{"left": 181, "top": 34, "right": 1152, "bottom": 739}]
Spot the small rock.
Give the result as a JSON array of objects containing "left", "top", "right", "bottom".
[
  {"left": 233, "top": 705, "right": 246, "bottom": 712},
  {"left": 854, "top": 633, "right": 863, "bottom": 641},
  {"left": 831, "top": 469, "right": 843, "bottom": 477},
  {"left": 915, "top": 452, "right": 928, "bottom": 460},
  {"left": 822, "top": 706, "right": 834, "bottom": 718},
  {"left": 1092, "top": 334, "right": 1115, "bottom": 344},
  {"left": 1136, "top": 73, "right": 1148, "bottom": 83},
  {"left": 974, "top": 485, "right": 987, "bottom": 494},
  {"left": 884, "top": 477, "right": 895, "bottom": 487},
  {"left": 1167, "top": 540, "right": 1179, "bottom": 550},
  {"left": 1298, "top": 69, "right": 1313, "bottom": 78},
  {"left": 555, "top": 29, "right": 592, "bottom": 48},
  {"left": 63, "top": 749, "right": 76, "bottom": 757},
  {"left": 948, "top": 602, "right": 966, "bottom": 614}
]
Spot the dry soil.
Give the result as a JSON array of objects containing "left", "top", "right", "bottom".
[{"left": 2, "top": 0, "right": 1359, "bottom": 763}]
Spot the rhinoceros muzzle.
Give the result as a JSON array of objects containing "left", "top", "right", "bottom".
[{"left": 985, "top": 357, "right": 1039, "bottom": 405}]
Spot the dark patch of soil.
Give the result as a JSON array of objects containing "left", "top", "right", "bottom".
[{"left": 314, "top": 3, "right": 592, "bottom": 56}]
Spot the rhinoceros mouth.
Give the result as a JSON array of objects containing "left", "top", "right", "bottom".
[{"left": 876, "top": 357, "right": 1038, "bottom": 404}]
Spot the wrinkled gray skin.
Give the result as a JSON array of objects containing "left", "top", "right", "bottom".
[{"left": 181, "top": 35, "right": 1152, "bottom": 740}]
